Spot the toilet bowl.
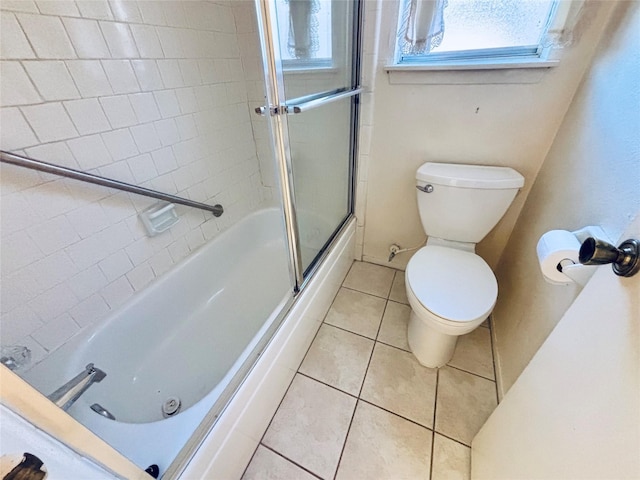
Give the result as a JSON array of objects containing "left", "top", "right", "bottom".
[
  {"left": 405, "top": 245, "right": 497, "bottom": 367},
  {"left": 404, "top": 162, "right": 524, "bottom": 368}
]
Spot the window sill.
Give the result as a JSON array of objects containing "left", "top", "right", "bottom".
[{"left": 384, "top": 58, "right": 559, "bottom": 85}]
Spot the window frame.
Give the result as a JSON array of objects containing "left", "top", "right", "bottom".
[{"left": 388, "top": 0, "right": 573, "bottom": 71}]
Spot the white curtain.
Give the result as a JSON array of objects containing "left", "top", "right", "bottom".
[
  {"left": 398, "top": 0, "right": 447, "bottom": 55},
  {"left": 287, "top": 0, "right": 320, "bottom": 59}
]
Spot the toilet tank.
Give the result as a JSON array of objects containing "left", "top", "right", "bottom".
[{"left": 416, "top": 162, "right": 525, "bottom": 243}]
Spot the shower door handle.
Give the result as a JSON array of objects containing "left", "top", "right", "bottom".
[
  {"left": 254, "top": 105, "right": 281, "bottom": 116},
  {"left": 285, "top": 87, "right": 362, "bottom": 114}
]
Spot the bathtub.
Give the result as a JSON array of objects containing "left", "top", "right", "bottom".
[{"left": 24, "top": 208, "right": 292, "bottom": 474}]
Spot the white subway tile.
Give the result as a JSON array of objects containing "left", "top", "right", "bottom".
[
  {"left": 185, "top": 228, "right": 205, "bottom": 251},
  {"left": 157, "top": 59, "right": 183, "bottom": 89},
  {"left": 32, "top": 313, "right": 80, "bottom": 351},
  {"left": 63, "top": 98, "right": 111, "bottom": 135},
  {"left": 130, "top": 124, "right": 161, "bottom": 153},
  {"left": 148, "top": 249, "right": 174, "bottom": 277},
  {"left": 1, "top": 13, "right": 35, "bottom": 59},
  {"left": 131, "top": 59, "right": 164, "bottom": 91},
  {"left": 175, "top": 87, "right": 197, "bottom": 113},
  {"left": 21, "top": 103, "right": 78, "bottom": 143},
  {"left": 151, "top": 146, "right": 178, "bottom": 174},
  {"left": 101, "top": 276, "right": 134, "bottom": 309},
  {"left": 100, "top": 21, "right": 138, "bottom": 58},
  {"left": 0, "top": 61, "right": 40, "bottom": 106},
  {"left": 66, "top": 202, "right": 110, "bottom": 238},
  {"left": 127, "top": 153, "right": 157, "bottom": 183},
  {"left": 67, "top": 134, "right": 112, "bottom": 169},
  {"left": 175, "top": 115, "right": 198, "bottom": 140},
  {"left": 29, "top": 284, "right": 79, "bottom": 323},
  {"left": 178, "top": 59, "right": 201, "bottom": 86},
  {"left": 101, "top": 59, "right": 139, "bottom": 94},
  {"left": 130, "top": 24, "right": 163, "bottom": 59},
  {"left": 0, "top": 107, "right": 38, "bottom": 150},
  {"left": 76, "top": 0, "right": 113, "bottom": 20},
  {"left": 67, "top": 60, "right": 113, "bottom": 97},
  {"left": 27, "top": 215, "right": 80, "bottom": 255},
  {"left": 167, "top": 237, "right": 189, "bottom": 263},
  {"left": 62, "top": 17, "right": 110, "bottom": 59},
  {"left": 124, "top": 237, "right": 154, "bottom": 265},
  {"left": 68, "top": 265, "right": 109, "bottom": 300},
  {"left": 162, "top": 1, "right": 188, "bottom": 28},
  {"left": 153, "top": 89, "right": 181, "bottom": 118},
  {"left": 137, "top": 2, "right": 166, "bottom": 26},
  {"left": 0, "top": 306, "right": 43, "bottom": 344},
  {"left": 27, "top": 251, "right": 79, "bottom": 291},
  {"left": 0, "top": 231, "right": 44, "bottom": 277},
  {"left": 36, "top": 0, "right": 80, "bottom": 16},
  {"left": 129, "top": 92, "right": 161, "bottom": 123},
  {"left": 98, "top": 159, "right": 135, "bottom": 184},
  {"left": 0, "top": 162, "right": 43, "bottom": 195},
  {"left": 99, "top": 95, "right": 138, "bottom": 128},
  {"left": 99, "top": 192, "right": 134, "bottom": 223},
  {"left": 126, "top": 262, "right": 154, "bottom": 291},
  {"left": 156, "top": 27, "right": 183, "bottom": 58},
  {"left": 69, "top": 294, "right": 110, "bottom": 327},
  {"left": 1, "top": 1, "right": 39, "bottom": 13},
  {"left": 101, "top": 128, "right": 139, "bottom": 160},
  {"left": 23, "top": 61, "right": 80, "bottom": 101},
  {"left": 154, "top": 118, "right": 180, "bottom": 146},
  {"left": 1, "top": 191, "right": 40, "bottom": 238},
  {"left": 24, "top": 178, "right": 78, "bottom": 220},
  {"left": 109, "top": 0, "right": 142, "bottom": 24},
  {"left": 16, "top": 14, "right": 76, "bottom": 59},
  {"left": 25, "top": 142, "right": 78, "bottom": 171},
  {"left": 98, "top": 250, "right": 132, "bottom": 282}
]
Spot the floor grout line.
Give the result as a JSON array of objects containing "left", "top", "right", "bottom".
[
  {"left": 429, "top": 368, "right": 440, "bottom": 479},
  {"left": 260, "top": 444, "right": 324, "bottom": 480},
  {"left": 445, "top": 363, "right": 497, "bottom": 383}
]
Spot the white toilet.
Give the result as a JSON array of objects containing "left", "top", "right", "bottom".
[{"left": 405, "top": 162, "right": 524, "bottom": 368}]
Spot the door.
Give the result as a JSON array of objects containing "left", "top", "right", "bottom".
[
  {"left": 255, "top": 0, "right": 361, "bottom": 287},
  {"left": 471, "top": 213, "right": 640, "bottom": 478}
]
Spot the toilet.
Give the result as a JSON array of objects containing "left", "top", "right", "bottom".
[{"left": 405, "top": 162, "right": 524, "bottom": 368}]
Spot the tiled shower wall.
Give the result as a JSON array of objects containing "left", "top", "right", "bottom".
[{"left": 0, "top": 0, "right": 276, "bottom": 366}]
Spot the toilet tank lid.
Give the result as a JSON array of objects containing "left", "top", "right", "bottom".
[{"left": 416, "top": 162, "right": 524, "bottom": 189}]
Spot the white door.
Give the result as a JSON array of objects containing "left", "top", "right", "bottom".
[{"left": 472, "top": 213, "right": 640, "bottom": 479}]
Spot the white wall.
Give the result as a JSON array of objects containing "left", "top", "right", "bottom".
[
  {"left": 491, "top": 1, "right": 640, "bottom": 395},
  {"left": 0, "top": 1, "right": 273, "bottom": 367},
  {"left": 357, "top": 0, "right": 616, "bottom": 269}
]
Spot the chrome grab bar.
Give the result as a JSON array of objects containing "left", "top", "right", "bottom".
[
  {"left": 0, "top": 150, "right": 223, "bottom": 217},
  {"left": 254, "top": 87, "right": 362, "bottom": 116}
]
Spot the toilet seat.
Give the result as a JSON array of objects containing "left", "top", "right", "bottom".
[{"left": 406, "top": 246, "right": 497, "bottom": 323}]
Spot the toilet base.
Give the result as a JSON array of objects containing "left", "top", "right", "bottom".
[{"left": 408, "top": 311, "right": 458, "bottom": 368}]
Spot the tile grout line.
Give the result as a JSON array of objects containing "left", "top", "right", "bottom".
[
  {"left": 445, "top": 363, "right": 497, "bottom": 383},
  {"left": 429, "top": 368, "right": 440, "bottom": 479},
  {"left": 259, "top": 444, "right": 324, "bottom": 480},
  {"left": 487, "top": 314, "right": 500, "bottom": 404}
]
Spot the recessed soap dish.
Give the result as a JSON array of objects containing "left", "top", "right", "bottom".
[{"left": 140, "top": 202, "right": 179, "bottom": 236}]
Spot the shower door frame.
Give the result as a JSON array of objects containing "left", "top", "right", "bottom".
[{"left": 255, "top": 0, "right": 363, "bottom": 294}]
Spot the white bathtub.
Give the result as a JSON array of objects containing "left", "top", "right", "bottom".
[{"left": 24, "top": 208, "right": 292, "bottom": 474}]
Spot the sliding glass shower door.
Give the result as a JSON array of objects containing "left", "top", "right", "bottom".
[{"left": 256, "top": 0, "right": 361, "bottom": 284}]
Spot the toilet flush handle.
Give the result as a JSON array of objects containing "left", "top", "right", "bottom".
[{"left": 416, "top": 184, "right": 434, "bottom": 193}]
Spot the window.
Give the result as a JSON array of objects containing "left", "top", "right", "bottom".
[
  {"left": 275, "top": 0, "right": 334, "bottom": 70},
  {"left": 393, "top": 0, "right": 570, "bottom": 69}
]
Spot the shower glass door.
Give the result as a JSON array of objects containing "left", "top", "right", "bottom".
[{"left": 257, "top": 0, "right": 361, "bottom": 283}]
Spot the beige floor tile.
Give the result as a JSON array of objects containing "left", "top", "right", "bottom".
[
  {"left": 324, "top": 287, "right": 386, "bottom": 339},
  {"left": 377, "top": 301, "right": 411, "bottom": 351},
  {"left": 360, "top": 342, "right": 437, "bottom": 428},
  {"left": 336, "top": 401, "right": 432, "bottom": 480},
  {"left": 388, "top": 270, "right": 409, "bottom": 304},
  {"left": 263, "top": 375, "right": 356, "bottom": 479},
  {"left": 242, "top": 445, "right": 318, "bottom": 480},
  {"left": 299, "top": 324, "right": 374, "bottom": 396},
  {"left": 435, "top": 367, "right": 497, "bottom": 445},
  {"left": 342, "top": 261, "right": 395, "bottom": 298},
  {"left": 431, "top": 434, "right": 471, "bottom": 480},
  {"left": 448, "top": 327, "right": 495, "bottom": 380}
]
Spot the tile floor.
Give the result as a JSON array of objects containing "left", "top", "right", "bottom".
[{"left": 242, "top": 261, "right": 498, "bottom": 480}]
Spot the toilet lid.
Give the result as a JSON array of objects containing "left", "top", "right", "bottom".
[{"left": 406, "top": 246, "right": 497, "bottom": 322}]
